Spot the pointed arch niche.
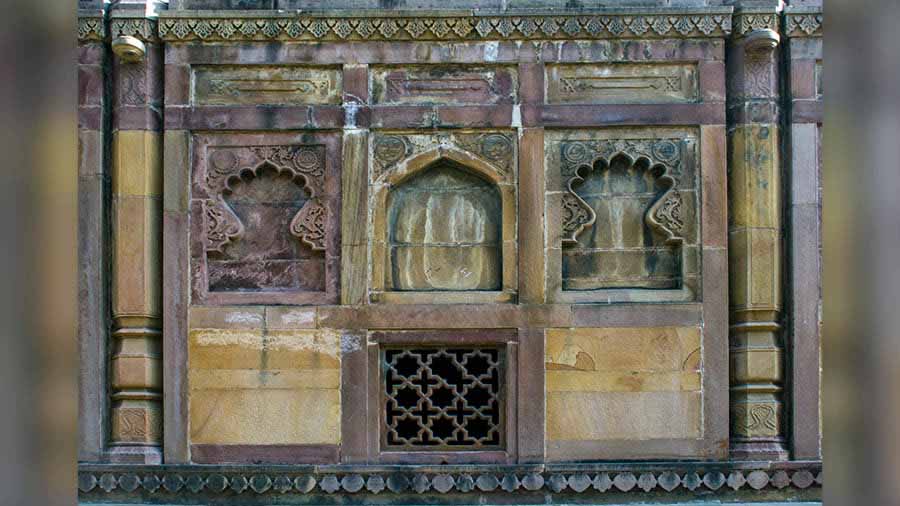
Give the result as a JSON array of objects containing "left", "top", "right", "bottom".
[
  {"left": 369, "top": 133, "right": 517, "bottom": 304},
  {"left": 546, "top": 130, "right": 700, "bottom": 304}
]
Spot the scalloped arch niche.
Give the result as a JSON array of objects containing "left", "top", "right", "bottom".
[
  {"left": 208, "top": 162, "right": 325, "bottom": 292},
  {"left": 563, "top": 154, "right": 681, "bottom": 290}
]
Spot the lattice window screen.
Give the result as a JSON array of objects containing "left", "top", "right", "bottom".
[{"left": 382, "top": 347, "right": 504, "bottom": 450}]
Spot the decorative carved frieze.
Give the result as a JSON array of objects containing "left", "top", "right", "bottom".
[
  {"left": 732, "top": 11, "right": 779, "bottom": 37},
  {"left": 157, "top": 10, "right": 733, "bottom": 42},
  {"left": 78, "top": 463, "right": 822, "bottom": 497},
  {"left": 110, "top": 16, "right": 159, "bottom": 42}
]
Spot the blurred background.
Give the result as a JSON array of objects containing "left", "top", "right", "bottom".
[{"left": 0, "top": 0, "right": 896, "bottom": 504}]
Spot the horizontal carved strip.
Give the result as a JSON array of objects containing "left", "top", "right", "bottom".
[
  {"left": 79, "top": 10, "right": 822, "bottom": 43},
  {"left": 156, "top": 10, "right": 734, "bottom": 42},
  {"left": 79, "top": 462, "right": 822, "bottom": 496}
]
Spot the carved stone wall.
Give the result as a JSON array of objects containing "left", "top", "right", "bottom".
[{"left": 77, "top": 2, "right": 823, "bottom": 504}]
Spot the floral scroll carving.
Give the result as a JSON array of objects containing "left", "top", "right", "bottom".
[
  {"left": 204, "top": 145, "right": 327, "bottom": 253},
  {"left": 559, "top": 138, "right": 686, "bottom": 246},
  {"left": 372, "top": 132, "right": 514, "bottom": 182}
]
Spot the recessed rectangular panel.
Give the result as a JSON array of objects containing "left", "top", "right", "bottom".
[
  {"left": 371, "top": 65, "right": 517, "bottom": 105},
  {"left": 546, "top": 64, "right": 698, "bottom": 104},
  {"left": 193, "top": 66, "right": 342, "bottom": 105}
]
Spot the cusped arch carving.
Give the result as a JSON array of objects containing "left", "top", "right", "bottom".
[
  {"left": 561, "top": 150, "right": 684, "bottom": 246},
  {"left": 204, "top": 145, "right": 327, "bottom": 253},
  {"left": 386, "top": 145, "right": 507, "bottom": 187}
]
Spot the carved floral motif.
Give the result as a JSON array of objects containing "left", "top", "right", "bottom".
[
  {"left": 785, "top": 12, "right": 823, "bottom": 37},
  {"left": 373, "top": 136, "right": 409, "bottom": 172},
  {"left": 456, "top": 133, "right": 514, "bottom": 173},
  {"left": 733, "top": 13, "right": 778, "bottom": 36},
  {"left": 78, "top": 16, "right": 105, "bottom": 41},
  {"left": 203, "top": 144, "right": 327, "bottom": 252},
  {"left": 652, "top": 191, "right": 684, "bottom": 237},
  {"left": 732, "top": 404, "right": 779, "bottom": 437},
  {"left": 119, "top": 65, "right": 146, "bottom": 106},
  {"left": 373, "top": 132, "right": 514, "bottom": 180}
]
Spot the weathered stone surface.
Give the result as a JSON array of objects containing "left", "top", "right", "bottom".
[
  {"left": 546, "top": 391, "right": 702, "bottom": 441},
  {"left": 545, "top": 327, "right": 702, "bottom": 442},
  {"left": 368, "top": 130, "right": 517, "bottom": 301},
  {"left": 388, "top": 163, "right": 502, "bottom": 291},
  {"left": 188, "top": 328, "right": 341, "bottom": 445},
  {"left": 546, "top": 327, "right": 701, "bottom": 374}
]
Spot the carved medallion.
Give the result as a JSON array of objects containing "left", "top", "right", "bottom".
[{"left": 373, "top": 136, "right": 408, "bottom": 168}]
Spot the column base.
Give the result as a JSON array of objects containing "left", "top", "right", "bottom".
[{"left": 106, "top": 445, "right": 163, "bottom": 464}]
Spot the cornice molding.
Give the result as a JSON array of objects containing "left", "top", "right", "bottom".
[
  {"left": 156, "top": 8, "right": 734, "bottom": 42},
  {"left": 784, "top": 8, "right": 823, "bottom": 37},
  {"left": 110, "top": 14, "right": 160, "bottom": 42},
  {"left": 732, "top": 9, "right": 780, "bottom": 38},
  {"left": 77, "top": 9, "right": 105, "bottom": 41},
  {"left": 79, "top": 461, "right": 822, "bottom": 498}
]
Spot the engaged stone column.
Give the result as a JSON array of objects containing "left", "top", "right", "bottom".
[
  {"left": 727, "top": 10, "right": 788, "bottom": 460},
  {"left": 107, "top": 7, "right": 164, "bottom": 463}
]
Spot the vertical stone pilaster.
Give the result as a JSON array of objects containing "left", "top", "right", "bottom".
[
  {"left": 107, "top": 8, "right": 164, "bottom": 463},
  {"left": 77, "top": 9, "right": 108, "bottom": 462},
  {"left": 340, "top": 64, "right": 370, "bottom": 306},
  {"left": 727, "top": 10, "right": 788, "bottom": 460}
]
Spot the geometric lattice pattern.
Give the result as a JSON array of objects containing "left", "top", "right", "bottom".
[{"left": 383, "top": 347, "right": 504, "bottom": 450}]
